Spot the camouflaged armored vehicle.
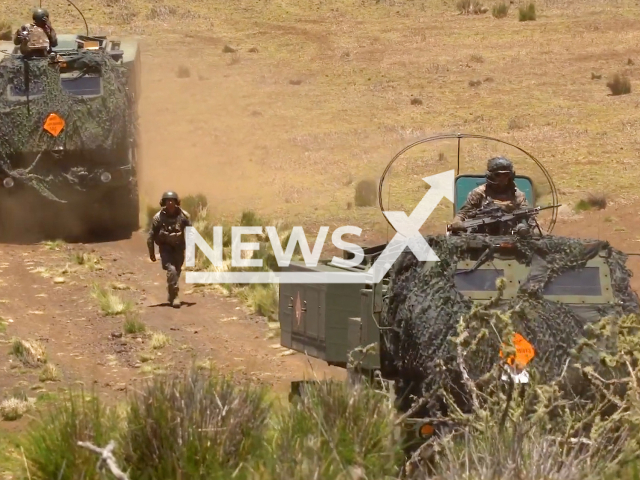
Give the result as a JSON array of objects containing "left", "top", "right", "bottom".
[
  {"left": 0, "top": 20, "right": 141, "bottom": 240},
  {"left": 277, "top": 133, "right": 640, "bottom": 444}
]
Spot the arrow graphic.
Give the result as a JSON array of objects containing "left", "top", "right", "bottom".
[{"left": 367, "top": 169, "right": 455, "bottom": 283}]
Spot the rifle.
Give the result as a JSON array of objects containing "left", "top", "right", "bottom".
[{"left": 447, "top": 204, "right": 561, "bottom": 236}]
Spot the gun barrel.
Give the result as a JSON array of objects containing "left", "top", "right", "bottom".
[{"left": 536, "top": 204, "right": 562, "bottom": 211}]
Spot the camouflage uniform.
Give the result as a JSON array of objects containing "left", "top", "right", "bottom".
[
  {"left": 13, "top": 25, "right": 50, "bottom": 57},
  {"left": 451, "top": 157, "right": 536, "bottom": 235},
  {"left": 147, "top": 192, "right": 192, "bottom": 307},
  {"left": 13, "top": 9, "right": 58, "bottom": 53},
  {"left": 453, "top": 183, "right": 531, "bottom": 222}
]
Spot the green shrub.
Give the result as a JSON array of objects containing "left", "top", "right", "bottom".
[
  {"left": 181, "top": 193, "right": 209, "bottom": 218},
  {"left": 121, "top": 366, "right": 271, "bottom": 478},
  {"left": 258, "top": 380, "right": 403, "bottom": 479},
  {"left": 519, "top": 2, "right": 536, "bottom": 21},
  {"left": 607, "top": 73, "right": 632, "bottom": 95},
  {"left": 18, "top": 391, "right": 123, "bottom": 480},
  {"left": 492, "top": 1, "right": 509, "bottom": 18},
  {"left": 355, "top": 178, "right": 377, "bottom": 207},
  {"left": 0, "top": 20, "right": 11, "bottom": 41}
]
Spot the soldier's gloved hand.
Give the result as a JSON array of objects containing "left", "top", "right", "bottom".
[
  {"left": 449, "top": 221, "right": 465, "bottom": 232},
  {"left": 149, "top": 250, "right": 156, "bottom": 262}
]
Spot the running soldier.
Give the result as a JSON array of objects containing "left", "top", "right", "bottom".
[{"left": 147, "top": 191, "right": 192, "bottom": 308}]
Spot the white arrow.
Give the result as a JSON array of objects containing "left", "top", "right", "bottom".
[{"left": 367, "top": 169, "right": 455, "bottom": 283}]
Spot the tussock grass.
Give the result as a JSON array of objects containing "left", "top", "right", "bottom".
[
  {"left": 238, "top": 284, "right": 278, "bottom": 319},
  {"left": 11, "top": 366, "right": 404, "bottom": 478},
  {"left": 91, "top": 283, "right": 134, "bottom": 316},
  {"left": 575, "top": 192, "right": 607, "bottom": 212},
  {"left": 122, "top": 367, "right": 271, "bottom": 477},
  {"left": 519, "top": 2, "right": 536, "bottom": 21},
  {"left": 71, "top": 251, "right": 103, "bottom": 271},
  {"left": 18, "top": 391, "right": 123, "bottom": 479},
  {"left": 138, "top": 351, "right": 155, "bottom": 363},
  {"left": 180, "top": 193, "right": 209, "bottom": 218},
  {"left": 457, "top": 0, "right": 487, "bottom": 14},
  {"left": 260, "top": 379, "right": 403, "bottom": 479},
  {"left": 0, "top": 19, "right": 11, "bottom": 41},
  {"left": 41, "top": 240, "right": 65, "bottom": 250},
  {"left": 607, "top": 73, "right": 632, "bottom": 95},
  {"left": 39, "top": 363, "right": 61, "bottom": 382},
  {"left": 11, "top": 337, "right": 47, "bottom": 367},
  {"left": 0, "top": 397, "right": 34, "bottom": 421},
  {"left": 355, "top": 179, "right": 377, "bottom": 207},
  {"left": 150, "top": 331, "right": 170, "bottom": 349},
  {"left": 123, "top": 313, "right": 146, "bottom": 334},
  {"left": 492, "top": 2, "right": 509, "bottom": 18}
]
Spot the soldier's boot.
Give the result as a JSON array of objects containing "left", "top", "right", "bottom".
[
  {"left": 172, "top": 288, "right": 181, "bottom": 309},
  {"left": 167, "top": 265, "right": 180, "bottom": 308}
]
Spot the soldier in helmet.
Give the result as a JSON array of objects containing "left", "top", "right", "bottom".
[
  {"left": 147, "top": 191, "right": 192, "bottom": 308},
  {"left": 14, "top": 9, "right": 58, "bottom": 51},
  {"left": 449, "top": 156, "right": 536, "bottom": 236}
]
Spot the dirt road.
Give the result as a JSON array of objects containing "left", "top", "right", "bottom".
[{"left": 0, "top": 231, "right": 345, "bottom": 432}]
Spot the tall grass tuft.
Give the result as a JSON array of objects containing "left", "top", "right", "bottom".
[
  {"left": 121, "top": 366, "right": 272, "bottom": 478},
  {"left": 18, "top": 391, "right": 123, "bottom": 480},
  {"left": 258, "top": 380, "right": 404, "bottom": 479}
]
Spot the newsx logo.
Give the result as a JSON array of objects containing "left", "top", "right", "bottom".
[{"left": 184, "top": 170, "right": 455, "bottom": 284}]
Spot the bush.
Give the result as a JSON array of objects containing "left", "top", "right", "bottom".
[
  {"left": 180, "top": 193, "right": 209, "bottom": 218},
  {"left": 492, "top": 1, "right": 509, "bottom": 18},
  {"left": 0, "top": 20, "right": 11, "bottom": 41},
  {"left": 607, "top": 73, "right": 632, "bottom": 95},
  {"left": 121, "top": 366, "right": 272, "bottom": 478},
  {"left": 18, "top": 391, "right": 123, "bottom": 480},
  {"left": 257, "top": 380, "right": 404, "bottom": 479},
  {"left": 519, "top": 2, "right": 536, "bottom": 21},
  {"left": 355, "top": 178, "right": 377, "bottom": 207}
]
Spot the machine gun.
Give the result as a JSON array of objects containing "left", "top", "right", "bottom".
[{"left": 447, "top": 203, "right": 561, "bottom": 236}]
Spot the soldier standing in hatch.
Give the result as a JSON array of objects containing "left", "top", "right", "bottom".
[
  {"left": 449, "top": 156, "right": 536, "bottom": 235},
  {"left": 14, "top": 9, "right": 58, "bottom": 50},
  {"left": 147, "top": 191, "right": 192, "bottom": 308}
]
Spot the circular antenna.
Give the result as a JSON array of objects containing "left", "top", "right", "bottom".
[{"left": 378, "top": 133, "right": 559, "bottom": 235}]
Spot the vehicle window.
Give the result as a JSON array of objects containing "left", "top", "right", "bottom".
[
  {"left": 543, "top": 267, "right": 602, "bottom": 296},
  {"left": 454, "top": 269, "right": 505, "bottom": 291},
  {"left": 6, "top": 82, "right": 45, "bottom": 99},
  {"left": 61, "top": 75, "right": 102, "bottom": 96}
]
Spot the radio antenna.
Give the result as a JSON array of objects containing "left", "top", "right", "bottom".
[{"left": 40, "top": 0, "right": 89, "bottom": 35}]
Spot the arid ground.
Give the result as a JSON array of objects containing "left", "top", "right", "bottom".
[{"left": 1, "top": 0, "right": 639, "bottom": 446}]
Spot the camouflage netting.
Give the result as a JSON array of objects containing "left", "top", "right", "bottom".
[
  {"left": 0, "top": 49, "right": 135, "bottom": 201},
  {"left": 380, "top": 233, "right": 640, "bottom": 419}
]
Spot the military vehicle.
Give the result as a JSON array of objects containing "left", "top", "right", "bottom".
[
  {"left": 277, "top": 133, "right": 640, "bottom": 448},
  {"left": 0, "top": 7, "right": 141, "bottom": 241}
]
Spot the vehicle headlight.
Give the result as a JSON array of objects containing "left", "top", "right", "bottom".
[
  {"left": 3, "top": 177, "right": 14, "bottom": 188},
  {"left": 100, "top": 172, "right": 112, "bottom": 183}
]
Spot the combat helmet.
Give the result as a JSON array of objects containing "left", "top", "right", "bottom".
[
  {"left": 32, "top": 8, "right": 49, "bottom": 23},
  {"left": 485, "top": 156, "right": 515, "bottom": 184},
  {"left": 160, "top": 191, "right": 180, "bottom": 206}
]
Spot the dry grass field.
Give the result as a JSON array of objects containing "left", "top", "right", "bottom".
[
  {"left": 4, "top": 0, "right": 638, "bottom": 240},
  {"left": 2, "top": 0, "right": 640, "bottom": 477}
]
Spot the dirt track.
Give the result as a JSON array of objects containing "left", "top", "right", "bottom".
[{"left": 0, "top": 231, "right": 345, "bottom": 433}]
